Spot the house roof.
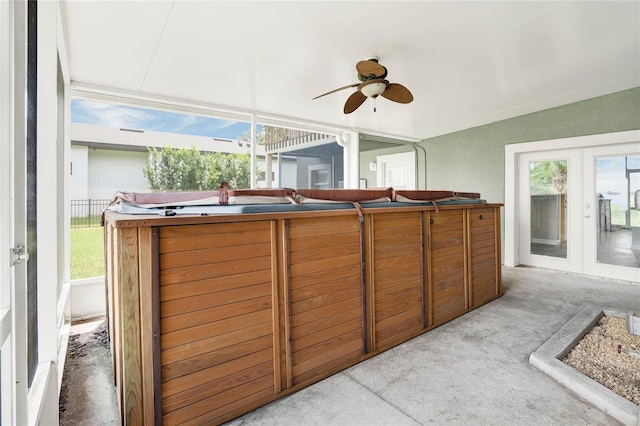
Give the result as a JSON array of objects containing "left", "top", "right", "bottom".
[
  {"left": 60, "top": 1, "right": 639, "bottom": 142},
  {"left": 70, "top": 122, "right": 264, "bottom": 155}
]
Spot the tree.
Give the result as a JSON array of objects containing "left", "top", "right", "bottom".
[
  {"left": 239, "top": 128, "right": 265, "bottom": 145},
  {"left": 529, "top": 160, "right": 567, "bottom": 195},
  {"left": 213, "top": 152, "right": 252, "bottom": 189},
  {"left": 143, "top": 145, "right": 253, "bottom": 191}
]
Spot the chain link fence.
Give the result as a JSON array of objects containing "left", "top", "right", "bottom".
[{"left": 71, "top": 199, "right": 111, "bottom": 228}]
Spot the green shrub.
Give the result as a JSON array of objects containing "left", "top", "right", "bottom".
[{"left": 143, "top": 145, "right": 254, "bottom": 191}]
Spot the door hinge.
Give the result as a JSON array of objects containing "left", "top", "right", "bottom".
[{"left": 11, "top": 245, "right": 29, "bottom": 266}]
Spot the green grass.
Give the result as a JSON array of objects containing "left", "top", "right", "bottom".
[
  {"left": 70, "top": 214, "right": 103, "bottom": 228},
  {"left": 71, "top": 227, "right": 104, "bottom": 279}
]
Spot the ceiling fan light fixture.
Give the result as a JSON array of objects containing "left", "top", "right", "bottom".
[
  {"left": 313, "top": 58, "right": 413, "bottom": 113},
  {"left": 360, "top": 81, "right": 386, "bottom": 98}
]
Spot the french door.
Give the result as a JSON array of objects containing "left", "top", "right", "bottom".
[
  {"left": 583, "top": 143, "right": 640, "bottom": 281},
  {"left": 518, "top": 143, "right": 640, "bottom": 282},
  {"left": 519, "top": 149, "right": 582, "bottom": 273}
]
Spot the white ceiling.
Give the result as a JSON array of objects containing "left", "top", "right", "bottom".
[{"left": 60, "top": 1, "right": 640, "bottom": 142}]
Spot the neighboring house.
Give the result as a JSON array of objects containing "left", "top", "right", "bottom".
[
  {"left": 70, "top": 122, "right": 296, "bottom": 200},
  {"left": 71, "top": 122, "right": 357, "bottom": 201},
  {"left": 262, "top": 127, "right": 345, "bottom": 189}
]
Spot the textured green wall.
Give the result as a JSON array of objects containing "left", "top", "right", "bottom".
[{"left": 418, "top": 87, "right": 640, "bottom": 204}]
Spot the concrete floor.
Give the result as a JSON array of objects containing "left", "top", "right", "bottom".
[
  {"left": 59, "top": 320, "right": 120, "bottom": 426},
  {"left": 60, "top": 266, "right": 640, "bottom": 425}
]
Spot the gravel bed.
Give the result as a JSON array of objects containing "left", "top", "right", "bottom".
[{"left": 563, "top": 315, "right": 640, "bottom": 406}]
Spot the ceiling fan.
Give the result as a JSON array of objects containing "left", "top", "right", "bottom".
[{"left": 313, "top": 57, "right": 413, "bottom": 114}]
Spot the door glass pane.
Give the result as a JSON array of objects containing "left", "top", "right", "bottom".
[
  {"left": 530, "top": 160, "right": 567, "bottom": 258},
  {"left": 596, "top": 155, "right": 640, "bottom": 268}
]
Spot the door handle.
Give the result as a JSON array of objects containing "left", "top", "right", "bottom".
[
  {"left": 11, "top": 245, "right": 29, "bottom": 265},
  {"left": 584, "top": 214, "right": 590, "bottom": 218}
]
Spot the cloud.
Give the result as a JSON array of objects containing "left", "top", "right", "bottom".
[
  {"left": 179, "top": 115, "right": 198, "bottom": 128},
  {"left": 213, "top": 119, "right": 238, "bottom": 130},
  {"left": 71, "top": 99, "right": 252, "bottom": 139},
  {"left": 72, "top": 99, "right": 156, "bottom": 129}
]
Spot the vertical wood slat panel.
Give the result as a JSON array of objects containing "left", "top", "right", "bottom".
[
  {"left": 494, "top": 207, "right": 502, "bottom": 298},
  {"left": 137, "top": 227, "right": 161, "bottom": 425},
  {"left": 424, "top": 213, "right": 432, "bottom": 328},
  {"left": 364, "top": 215, "right": 375, "bottom": 354},
  {"left": 104, "top": 224, "right": 115, "bottom": 382},
  {"left": 463, "top": 210, "right": 470, "bottom": 311},
  {"left": 112, "top": 226, "right": 124, "bottom": 423},
  {"left": 138, "top": 227, "right": 154, "bottom": 425},
  {"left": 118, "top": 227, "right": 144, "bottom": 425},
  {"left": 105, "top": 223, "right": 123, "bottom": 421},
  {"left": 270, "top": 220, "right": 282, "bottom": 394},
  {"left": 279, "top": 219, "right": 293, "bottom": 389}
]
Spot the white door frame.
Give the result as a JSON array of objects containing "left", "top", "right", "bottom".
[
  {"left": 1, "top": 1, "right": 28, "bottom": 424},
  {"left": 505, "top": 130, "right": 640, "bottom": 282},
  {"left": 0, "top": 0, "right": 14, "bottom": 421}
]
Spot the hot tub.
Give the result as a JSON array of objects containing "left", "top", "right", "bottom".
[{"left": 103, "top": 189, "right": 502, "bottom": 425}]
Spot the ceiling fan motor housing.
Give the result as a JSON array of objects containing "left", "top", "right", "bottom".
[{"left": 358, "top": 57, "right": 388, "bottom": 81}]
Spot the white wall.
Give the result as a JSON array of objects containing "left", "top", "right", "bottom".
[
  {"left": 87, "top": 149, "right": 149, "bottom": 199},
  {"left": 70, "top": 277, "right": 105, "bottom": 321},
  {"left": 277, "top": 157, "right": 299, "bottom": 189},
  {"left": 70, "top": 145, "right": 88, "bottom": 199}
]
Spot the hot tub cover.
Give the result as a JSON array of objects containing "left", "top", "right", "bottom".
[
  {"left": 113, "top": 188, "right": 297, "bottom": 208},
  {"left": 106, "top": 188, "right": 486, "bottom": 217}
]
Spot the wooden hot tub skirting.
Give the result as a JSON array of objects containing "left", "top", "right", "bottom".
[{"left": 103, "top": 193, "right": 502, "bottom": 425}]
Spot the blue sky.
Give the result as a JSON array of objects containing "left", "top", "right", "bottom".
[
  {"left": 596, "top": 156, "right": 640, "bottom": 210},
  {"left": 71, "top": 99, "right": 253, "bottom": 140}
]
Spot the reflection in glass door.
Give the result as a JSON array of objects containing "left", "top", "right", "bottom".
[
  {"left": 594, "top": 154, "right": 640, "bottom": 268},
  {"left": 530, "top": 161, "right": 567, "bottom": 258},
  {"left": 519, "top": 149, "right": 582, "bottom": 274}
]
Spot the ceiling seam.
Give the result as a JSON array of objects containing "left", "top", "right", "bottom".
[{"left": 138, "top": 0, "right": 176, "bottom": 92}]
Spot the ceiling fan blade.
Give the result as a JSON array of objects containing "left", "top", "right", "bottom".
[
  {"left": 381, "top": 83, "right": 414, "bottom": 104},
  {"left": 356, "top": 60, "right": 386, "bottom": 78},
  {"left": 343, "top": 91, "right": 367, "bottom": 114},
  {"left": 312, "top": 83, "right": 360, "bottom": 100}
]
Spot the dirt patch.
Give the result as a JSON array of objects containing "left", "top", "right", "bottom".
[
  {"left": 59, "top": 320, "right": 120, "bottom": 425},
  {"left": 563, "top": 315, "right": 640, "bottom": 406}
]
